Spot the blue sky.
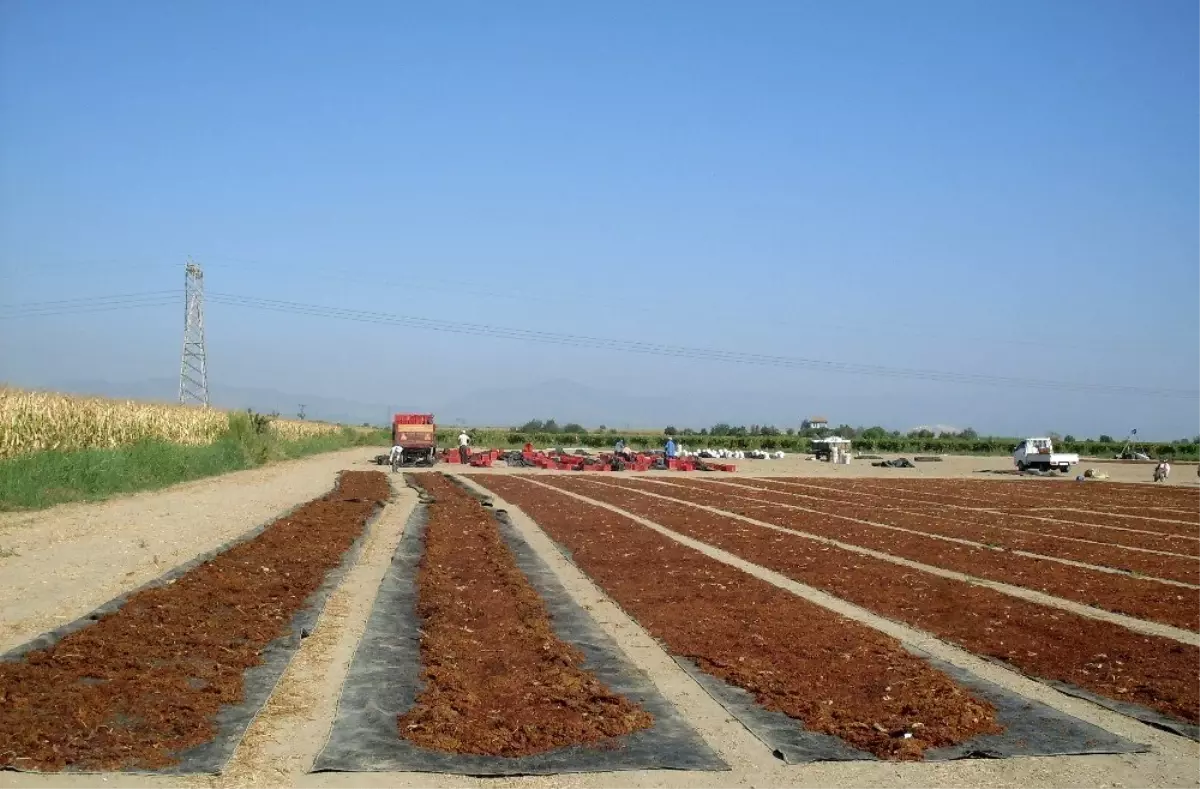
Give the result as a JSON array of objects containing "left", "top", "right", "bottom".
[{"left": 1, "top": 0, "right": 1196, "bottom": 437}]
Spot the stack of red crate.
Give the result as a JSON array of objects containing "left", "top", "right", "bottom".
[{"left": 393, "top": 414, "right": 434, "bottom": 425}]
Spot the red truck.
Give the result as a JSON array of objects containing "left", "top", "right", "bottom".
[{"left": 373, "top": 413, "right": 438, "bottom": 467}]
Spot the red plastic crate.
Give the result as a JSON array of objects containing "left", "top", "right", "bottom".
[{"left": 393, "top": 414, "right": 434, "bottom": 425}]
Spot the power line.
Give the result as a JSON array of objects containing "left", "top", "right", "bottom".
[
  {"left": 0, "top": 293, "right": 178, "bottom": 319},
  {"left": 4, "top": 286, "right": 1194, "bottom": 399},
  {"left": 200, "top": 292, "right": 1197, "bottom": 399},
  {"left": 0, "top": 258, "right": 174, "bottom": 281},
  {"left": 195, "top": 254, "right": 1148, "bottom": 355},
  {"left": 0, "top": 290, "right": 178, "bottom": 310},
  {"left": 4, "top": 252, "right": 1156, "bottom": 354},
  {"left": 11, "top": 250, "right": 1142, "bottom": 354},
  {"left": 175, "top": 251, "right": 1190, "bottom": 352}
]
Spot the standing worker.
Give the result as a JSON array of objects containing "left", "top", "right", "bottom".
[
  {"left": 458, "top": 429, "right": 471, "bottom": 465},
  {"left": 388, "top": 442, "right": 405, "bottom": 473},
  {"left": 665, "top": 436, "right": 678, "bottom": 463},
  {"left": 615, "top": 438, "right": 625, "bottom": 456}
]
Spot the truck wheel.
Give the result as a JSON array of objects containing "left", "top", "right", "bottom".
[{"left": 1016, "top": 461, "right": 1027, "bottom": 471}]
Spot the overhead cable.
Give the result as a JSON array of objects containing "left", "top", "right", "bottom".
[{"left": 202, "top": 292, "right": 1197, "bottom": 399}]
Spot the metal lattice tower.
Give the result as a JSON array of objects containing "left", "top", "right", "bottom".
[{"left": 178, "top": 259, "right": 210, "bottom": 407}]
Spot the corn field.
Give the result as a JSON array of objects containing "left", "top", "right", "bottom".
[{"left": 0, "top": 387, "right": 338, "bottom": 459}]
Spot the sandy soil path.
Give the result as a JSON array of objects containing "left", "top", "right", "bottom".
[{"left": 0, "top": 448, "right": 380, "bottom": 653}]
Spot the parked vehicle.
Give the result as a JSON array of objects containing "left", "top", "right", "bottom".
[
  {"left": 373, "top": 413, "right": 438, "bottom": 467},
  {"left": 810, "top": 437, "right": 852, "bottom": 462},
  {"left": 1012, "top": 437, "right": 1078, "bottom": 473}
]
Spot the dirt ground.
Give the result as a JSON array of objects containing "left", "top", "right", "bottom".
[
  {"left": 0, "top": 448, "right": 371, "bottom": 653},
  {"left": 0, "top": 449, "right": 1197, "bottom": 788},
  {"left": 481, "top": 451, "right": 1200, "bottom": 486}
]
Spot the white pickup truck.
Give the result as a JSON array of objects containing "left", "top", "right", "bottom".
[{"left": 1012, "top": 437, "right": 1079, "bottom": 473}]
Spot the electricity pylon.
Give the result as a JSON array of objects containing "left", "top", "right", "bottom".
[{"left": 178, "top": 258, "right": 210, "bottom": 407}]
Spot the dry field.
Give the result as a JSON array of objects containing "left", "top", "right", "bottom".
[
  {"left": 0, "top": 387, "right": 340, "bottom": 458},
  {"left": 0, "top": 452, "right": 1197, "bottom": 788}
]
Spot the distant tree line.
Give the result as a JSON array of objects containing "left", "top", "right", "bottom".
[
  {"left": 658, "top": 424, "right": 991, "bottom": 441},
  {"left": 433, "top": 421, "right": 1199, "bottom": 459},
  {"left": 514, "top": 419, "right": 588, "bottom": 434}
]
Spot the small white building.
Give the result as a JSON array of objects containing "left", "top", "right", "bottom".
[{"left": 802, "top": 416, "right": 830, "bottom": 431}]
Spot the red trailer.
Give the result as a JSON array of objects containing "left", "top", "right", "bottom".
[{"left": 390, "top": 413, "right": 437, "bottom": 466}]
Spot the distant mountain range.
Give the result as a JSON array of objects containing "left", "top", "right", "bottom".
[
  {"left": 907, "top": 424, "right": 965, "bottom": 436},
  {"left": 33, "top": 376, "right": 826, "bottom": 431},
  {"left": 38, "top": 378, "right": 394, "bottom": 425},
  {"left": 438, "top": 378, "right": 689, "bottom": 428}
]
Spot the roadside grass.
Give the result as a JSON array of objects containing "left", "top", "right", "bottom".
[{"left": 0, "top": 413, "right": 389, "bottom": 512}]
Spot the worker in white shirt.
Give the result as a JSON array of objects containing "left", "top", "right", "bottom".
[
  {"left": 1154, "top": 460, "right": 1171, "bottom": 482},
  {"left": 458, "top": 430, "right": 471, "bottom": 465},
  {"left": 388, "top": 444, "right": 404, "bottom": 472}
]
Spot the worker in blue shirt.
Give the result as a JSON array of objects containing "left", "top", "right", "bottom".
[{"left": 665, "top": 437, "right": 678, "bottom": 460}]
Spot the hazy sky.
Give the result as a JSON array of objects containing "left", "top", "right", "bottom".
[{"left": 1, "top": 0, "right": 1197, "bottom": 438}]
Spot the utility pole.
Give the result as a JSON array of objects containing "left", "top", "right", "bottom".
[{"left": 178, "top": 258, "right": 210, "bottom": 407}]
